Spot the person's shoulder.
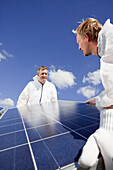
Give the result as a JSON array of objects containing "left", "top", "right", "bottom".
[
  {"left": 103, "top": 19, "right": 112, "bottom": 27},
  {"left": 101, "top": 19, "right": 113, "bottom": 33},
  {"left": 26, "top": 80, "right": 34, "bottom": 88},
  {"left": 46, "top": 80, "right": 55, "bottom": 87}
]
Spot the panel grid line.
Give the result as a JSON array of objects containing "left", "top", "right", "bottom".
[
  {"left": 40, "top": 111, "right": 87, "bottom": 140},
  {"left": 33, "top": 125, "right": 61, "bottom": 169},
  {"left": 0, "top": 143, "right": 28, "bottom": 153},
  {"left": 20, "top": 112, "right": 38, "bottom": 170},
  {"left": 31, "top": 131, "right": 70, "bottom": 144},
  {"left": 0, "top": 121, "right": 23, "bottom": 129}
]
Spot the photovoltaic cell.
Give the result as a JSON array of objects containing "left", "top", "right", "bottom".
[{"left": 0, "top": 101, "right": 100, "bottom": 170}]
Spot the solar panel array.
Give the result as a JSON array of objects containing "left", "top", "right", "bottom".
[{"left": 0, "top": 101, "right": 100, "bottom": 170}]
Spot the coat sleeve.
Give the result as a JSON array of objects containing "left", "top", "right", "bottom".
[
  {"left": 16, "top": 83, "right": 31, "bottom": 107},
  {"left": 96, "top": 19, "right": 113, "bottom": 109},
  {"left": 96, "top": 62, "right": 113, "bottom": 109}
]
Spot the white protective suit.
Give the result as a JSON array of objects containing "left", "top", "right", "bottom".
[
  {"left": 17, "top": 75, "right": 57, "bottom": 107},
  {"left": 78, "top": 19, "right": 113, "bottom": 170}
]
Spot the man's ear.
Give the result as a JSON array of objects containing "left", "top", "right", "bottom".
[
  {"left": 85, "top": 33, "right": 90, "bottom": 41},
  {"left": 37, "top": 73, "right": 39, "bottom": 77}
]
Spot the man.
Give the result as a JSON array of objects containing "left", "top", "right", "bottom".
[
  {"left": 17, "top": 66, "right": 57, "bottom": 107},
  {"left": 73, "top": 18, "right": 113, "bottom": 170}
]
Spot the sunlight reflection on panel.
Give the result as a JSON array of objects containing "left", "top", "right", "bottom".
[{"left": 17, "top": 101, "right": 60, "bottom": 128}]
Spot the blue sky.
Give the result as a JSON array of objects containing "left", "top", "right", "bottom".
[{"left": 0, "top": 0, "right": 113, "bottom": 107}]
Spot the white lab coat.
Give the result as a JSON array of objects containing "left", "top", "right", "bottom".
[
  {"left": 17, "top": 75, "right": 57, "bottom": 107},
  {"left": 96, "top": 19, "right": 113, "bottom": 109},
  {"left": 79, "top": 19, "right": 113, "bottom": 170}
]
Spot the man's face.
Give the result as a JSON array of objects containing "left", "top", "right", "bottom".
[
  {"left": 37, "top": 69, "right": 48, "bottom": 84},
  {"left": 76, "top": 34, "right": 91, "bottom": 56}
]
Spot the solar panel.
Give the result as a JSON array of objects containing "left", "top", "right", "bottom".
[
  {"left": 0, "top": 101, "right": 100, "bottom": 170},
  {"left": 0, "top": 107, "right": 3, "bottom": 111}
]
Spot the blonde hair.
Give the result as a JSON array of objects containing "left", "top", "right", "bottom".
[
  {"left": 37, "top": 66, "right": 48, "bottom": 74},
  {"left": 73, "top": 18, "right": 102, "bottom": 41}
]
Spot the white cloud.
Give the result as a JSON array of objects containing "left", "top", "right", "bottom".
[
  {"left": 49, "top": 65, "right": 56, "bottom": 71},
  {"left": 77, "top": 85, "right": 98, "bottom": 98},
  {"left": 0, "top": 43, "right": 14, "bottom": 62},
  {"left": 83, "top": 70, "right": 101, "bottom": 86},
  {"left": 0, "top": 98, "right": 14, "bottom": 107},
  {"left": 49, "top": 67, "right": 76, "bottom": 89},
  {"left": 72, "top": 29, "right": 76, "bottom": 34},
  {"left": 0, "top": 53, "right": 7, "bottom": 62},
  {"left": 2, "top": 49, "right": 14, "bottom": 58}
]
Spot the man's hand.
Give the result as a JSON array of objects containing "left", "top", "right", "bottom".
[{"left": 86, "top": 97, "right": 96, "bottom": 105}]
